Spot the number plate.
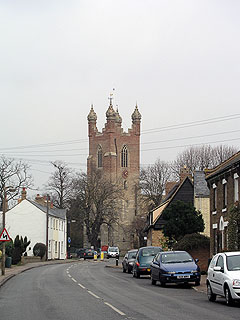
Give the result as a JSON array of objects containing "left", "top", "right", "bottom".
[{"left": 177, "top": 275, "right": 190, "bottom": 279}]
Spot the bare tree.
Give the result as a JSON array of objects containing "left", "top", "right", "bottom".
[
  {"left": 0, "top": 156, "right": 33, "bottom": 210},
  {"left": 140, "top": 159, "right": 172, "bottom": 210},
  {"left": 45, "top": 161, "right": 74, "bottom": 209},
  {"left": 71, "top": 170, "right": 123, "bottom": 248},
  {"left": 171, "top": 144, "right": 238, "bottom": 179}
]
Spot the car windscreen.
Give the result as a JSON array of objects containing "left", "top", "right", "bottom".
[
  {"left": 227, "top": 255, "right": 240, "bottom": 271},
  {"left": 109, "top": 247, "right": 118, "bottom": 252},
  {"left": 161, "top": 252, "right": 193, "bottom": 264}
]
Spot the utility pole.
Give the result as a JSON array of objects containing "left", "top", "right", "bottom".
[{"left": 46, "top": 194, "right": 49, "bottom": 261}]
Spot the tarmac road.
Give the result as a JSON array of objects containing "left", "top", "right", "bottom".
[{"left": 0, "top": 259, "right": 239, "bottom": 320}]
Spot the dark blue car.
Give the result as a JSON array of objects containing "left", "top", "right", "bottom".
[
  {"left": 150, "top": 251, "right": 201, "bottom": 286},
  {"left": 132, "top": 246, "right": 163, "bottom": 278}
]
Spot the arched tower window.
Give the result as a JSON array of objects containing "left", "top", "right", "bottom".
[
  {"left": 97, "top": 145, "right": 103, "bottom": 168},
  {"left": 121, "top": 145, "right": 128, "bottom": 168}
]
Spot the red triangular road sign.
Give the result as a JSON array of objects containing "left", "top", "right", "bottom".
[{"left": 0, "top": 228, "right": 11, "bottom": 241}]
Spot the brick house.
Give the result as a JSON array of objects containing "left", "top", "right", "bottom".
[
  {"left": 87, "top": 99, "right": 141, "bottom": 251},
  {"left": 205, "top": 151, "right": 240, "bottom": 256}
]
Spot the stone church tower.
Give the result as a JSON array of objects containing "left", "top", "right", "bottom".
[{"left": 87, "top": 98, "right": 141, "bottom": 252}]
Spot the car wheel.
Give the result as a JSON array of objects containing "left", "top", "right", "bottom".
[
  {"left": 159, "top": 279, "right": 166, "bottom": 287},
  {"left": 207, "top": 283, "right": 216, "bottom": 302},
  {"left": 151, "top": 276, "right": 156, "bottom": 285},
  {"left": 225, "top": 286, "right": 234, "bottom": 306},
  {"left": 195, "top": 280, "right": 200, "bottom": 286},
  {"left": 136, "top": 271, "right": 140, "bottom": 278},
  {"left": 122, "top": 267, "right": 126, "bottom": 273}
]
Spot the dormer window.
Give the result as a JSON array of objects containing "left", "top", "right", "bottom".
[
  {"left": 121, "top": 145, "right": 128, "bottom": 168},
  {"left": 97, "top": 145, "right": 103, "bottom": 168}
]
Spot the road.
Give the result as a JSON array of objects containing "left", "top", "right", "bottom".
[{"left": 0, "top": 260, "right": 239, "bottom": 320}]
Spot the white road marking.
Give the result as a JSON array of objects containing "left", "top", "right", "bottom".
[
  {"left": 78, "top": 283, "right": 86, "bottom": 289},
  {"left": 104, "top": 302, "right": 126, "bottom": 316},
  {"left": 88, "top": 291, "right": 100, "bottom": 299},
  {"left": 68, "top": 274, "right": 72, "bottom": 278},
  {"left": 72, "top": 278, "right": 77, "bottom": 283}
]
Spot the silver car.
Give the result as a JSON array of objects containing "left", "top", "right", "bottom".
[{"left": 207, "top": 251, "right": 240, "bottom": 306}]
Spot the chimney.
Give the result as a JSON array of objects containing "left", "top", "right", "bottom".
[
  {"left": 180, "top": 166, "right": 192, "bottom": 183},
  {"left": 35, "top": 194, "right": 46, "bottom": 206},
  {"left": 165, "top": 181, "right": 177, "bottom": 197},
  {"left": 21, "top": 187, "right": 27, "bottom": 200}
]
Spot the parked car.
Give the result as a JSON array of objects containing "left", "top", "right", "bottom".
[
  {"left": 107, "top": 246, "right": 120, "bottom": 259},
  {"left": 150, "top": 251, "right": 201, "bottom": 286},
  {"left": 76, "top": 248, "right": 86, "bottom": 259},
  {"left": 83, "top": 248, "right": 95, "bottom": 259},
  {"left": 122, "top": 249, "right": 138, "bottom": 273},
  {"left": 207, "top": 251, "right": 240, "bottom": 306},
  {"left": 132, "top": 246, "right": 162, "bottom": 278}
]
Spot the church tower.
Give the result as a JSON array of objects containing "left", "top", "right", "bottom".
[{"left": 87, "top": 97, "right": 141, "bottom": 251}]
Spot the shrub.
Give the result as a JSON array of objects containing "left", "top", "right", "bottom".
[
  {"left": 33, "top": 243, "right": 46, "bottom": 259},
  {"left": 173, "top": 233, "right": 210, "bottom": 251},
  {"left": 12, "top": 235, "right": 31, "bottom": 265}
]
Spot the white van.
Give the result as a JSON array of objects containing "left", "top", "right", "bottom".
[{"left": 107, "top": 246, "right": 120, "bottom": 259}]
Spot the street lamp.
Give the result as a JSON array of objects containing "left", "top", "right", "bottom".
[{"left": 1, "top": 186, "right": 16, "bottom": 276}]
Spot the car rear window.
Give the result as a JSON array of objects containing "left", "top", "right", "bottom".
[
  {"left": 227, "top": 255, "right": 240, "bottom": 271},
  {"left": 141, "top": 247, "right": 161, "bottom": 257},
  {"left": 128, "top": 251, "right": 137, "bottom": 259},
  {"left": 161, "top": 252, "right": 193, "bottom": 264}
]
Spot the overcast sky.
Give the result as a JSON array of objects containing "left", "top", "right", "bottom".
[{"left": 0, "top": 0, "right": 240, "bottom": 194}]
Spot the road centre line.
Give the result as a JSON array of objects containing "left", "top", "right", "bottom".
[
  {"left": 88, "top": 291, "right": 100, "bottom": 299},
  {"left": 104, "top": 302, "right": 126, "bottom": 316},
  {"left": 67, "top": 269, "right": 126, "bottom": 317}
]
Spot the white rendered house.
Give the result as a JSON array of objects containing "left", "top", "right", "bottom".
[{"left": 4, "top": 193, "right": 67, "bottom": 260}]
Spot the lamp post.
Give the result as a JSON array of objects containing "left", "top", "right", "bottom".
[{"left": 1, "top": 186, "right": 16, "bottom": 276}]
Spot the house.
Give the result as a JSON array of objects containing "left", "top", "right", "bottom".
[
  {"left": 205, "top": 151, "right": 240, "bottom": 256},
  {"left": 146, "top": 167, "right": 210, "bottom": 246},
  {"left": 146, "top": 167, "right": 194, "bottom": 247},
  {"left": 194, "top": 171, "right": 210, "bottom": 237},
  {"left": 4, "top": 189, "right": 67, "bottom": 259}
]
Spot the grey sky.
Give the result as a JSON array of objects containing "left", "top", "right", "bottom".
[{"left": 0, "top": 0, "right": 240, "bottom": 193}]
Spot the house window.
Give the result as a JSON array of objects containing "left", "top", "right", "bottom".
[
  {"left": 56, "top": 220, "right": 58, "bottom": 230},
  {"left": 222, "top": 179, "right": 227, "bottom": 209},
  {"left": 97, "top": 145, "right": 103, "bottom": 168},
  {"left": 53, "top": 219, "right": 55, "bottom": 230},
  {"left": 234, "top": 173, "right": 239, "bottom": 202},
  {"left": 61, "top": 241, "right": 63, "bottom": 254},
  {"left": 55, "top": 241, "right": 58, "bottom": 254},
  {"left": 48, "top": 240, "right": 51, "bottom": 252},
  {"left": 51, "top": 218, "right": 53, "bottom": 229},
  {"left": 213, "top": 184, "right": 217, "bottom": 211},
  {"left": 121, "top": 145, "right": 128, "bottom": 167}
]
